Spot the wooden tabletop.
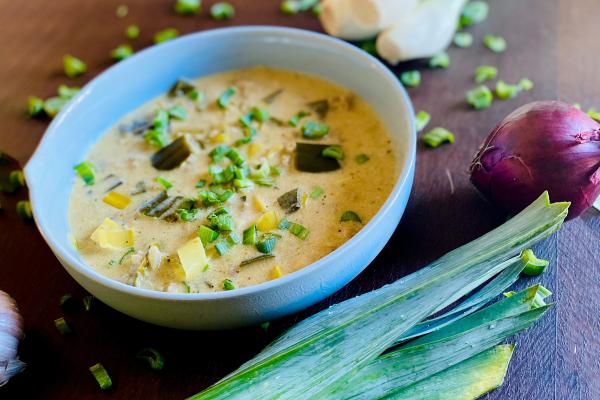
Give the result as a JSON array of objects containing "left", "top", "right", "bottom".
[{"left": 1, "top": 0, "right": 599, "bottom": 398}]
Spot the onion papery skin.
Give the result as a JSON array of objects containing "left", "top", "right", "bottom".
[
  {"left": 0, "top": 291, "right": 25, "bottom": 386},
  {"left": 470, "top": 101, "right": 600, "bottom": 219}
]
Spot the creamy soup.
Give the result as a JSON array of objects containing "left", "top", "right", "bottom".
[{"left": 69, "top": 66, "right": 398, "bottom": 293}]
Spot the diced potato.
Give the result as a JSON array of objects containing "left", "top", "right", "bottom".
[
  {"left": 256, "top": 211, "right": 278, "bottom": 232},
  {"left": 102, "top": 191, "right": 132, "bottom": 209},
  {"left": 211, "top": 133, "right": 229, "bottom": 144},
  {"left": 270, "top": 265, "right": 283, "bottom": 280},
  {"left": 90, "top": 218, "right": 135, "bottom": 249},
  {"left": 177, "top": 237, "right": 208, "bottom": 281},
  {"left": 247, "top": 143, "right": 263, "bottom": 158},
  {"left": 252, "top": 194, "right": 269, "bottom": 212}
]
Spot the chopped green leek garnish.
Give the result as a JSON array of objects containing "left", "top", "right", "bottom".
[
  {"left": 460, "top": 1, "right": 489, "bottom": 27},
  {"left": 155, "top": 176, "right": 173, "bottom": 190},
  {"left": 144, "top": 109, "right": 171, "bottom": 148},
  {"left": 240, "top": 254, "right": 275, "bottom": 267},
  {"left": 119, "top": 247, "right": 136, "bottom": 265},
  {"left": 415, "top": 111, "right": 431, "bottom": 132},
  {"left": 196, "top": 180, "right": 207, "bottom": 188},
  {"left": 278, "top": 218, "right": 290, "bottom": 229},
  {"left": 177, "top": 208, "right": 201, "bottom": 222},
  {"left": 288, "top": 221, "right": 309, "bottom": 240},
  {"left": 234, "top": 178, "right": 253, "bottom": 189},
  {"left": 207, "top": 207, "right": 235, "bottom": 231},
  {"left": 520, "top": 249, "right": 550, "bottom": 276},
  {"left": 310, "top": 186, "right": 325, "bottom": 199},
  {"left": 278, "top": 189, "right": 302, "bottom": 214},
  {"left": 16, "top": 200, "right": 32, "bottom": 221},
  {"left": 154, "top": 28, "right": 179, "bottom": 44},
  {"left": 251, "top": 106, "right": 270, "bottom": 122},
  {"left": 9, "top": 170, "right": 25, "bottom": 190},
  {"left": 215, "top": 240, "right": 231, "bottom": 256},
  {"left": 359, "top": 39, "right": 377, "bottom": 56},
  {"left": 168, "top": 105, "right": 188, "bottom": 120},
  {"left": 58, "top": 84, "right": 80, "bottom": 99},
  {"left": 322, "top": 145, "right": 344, "bottom": 160},
  {"left": 484, "top": 34, "right": 507, "bottom": 53},
  {"left": 110, "top": 44, "right": 133, "bottom": 61},
  {"left": 223, "top": 279, "right": 236, "bottom": 290},
  {"left": 89, "top": 363, "right": 112, "bottom": 390},
  {"left": 43, "top": 96, "right": 68, "bottom": 118},
  {"left": 83, "top": 295, "right": 94, "bottom": 311},
  {"left": 280, "top": 0, "right": 319, "bottom": 14},
  {"left": 256, "top": 233, "right": 277, "bottom": 254},
  {"left": 175, "top": 0, "right": 201, "bottom": 14},
  {"left": 151, "top": 137, "right": 192, "bottom": 170},
  {"left": 588, "top": 108, "right": 600, "bottom": 122},
  {"left": 199, "top": 225, "right": 219, "bottom": 244},
  {"left": 218, "top": 87, "right": 237, "bottom": 109},
  {"left": 302, "top": 121, "right": 330, "bottom": 139},
  {"left": 243, "top": 224, "right": 257, "bottom": 245},
  {"left": 59, "top": 293, "right": 74, "bottom": 309},
  {"left": 400, "top": 70, "right": 421, "bottom": 88},
  {"left": 209, "top": 144, "right": 230, "bottom": 162},
  {"left": 63, "top": 54, "right": 87, "bottom": 77},
  {"left": 495, "top": 81, "right": 521, "bottom": 100},
  {"left": 116, "top": 4, "right": 128, "bottom": 18},
  {"left": 136, "top": 348, "right": 164, "bottom": 371},
  {"left": 453, "top": 32, "right": 473, "bottom": 48},
  {"left": 27, "top": 96, "right": 44, "bottom": 117},
  {"left": 519, "top": 78, "right": 534, "bottom": 91},
  {"left": 429, "top": 52, "right": 450, "bottom": 69},
  {"left": 74, "top": 161, "right": 95, "bottom": 185},
  {"left": 226, "top": 148, "right": 245, "bottom": 166},
  {"left": 353, "top": 154, "right": 369, "bottom": 165},
  {"left": 423, "top": 127, "right": 455, "bottom": 148},
  {"left": 466, "top": 85, "right": 493, "bottom": 110},
  {"left": 289, "top": 111, "right": 309, "bottom": 127},
  {"left": 126, "top": 25, "right": 140, "bottom": 39},
  {"left": 474, "top": 65, "right": 498, "bottom": 84},
  {"left": 211, "top": 2, "right": 235, "bottom": 20},
  {"left": 340, "top": 210, "right": 362, "bottom": 223},
  {"left": 54, "top": 317, "right": 72, "bottom": 335}
]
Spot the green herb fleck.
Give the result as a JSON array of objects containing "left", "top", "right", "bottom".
[
  {"left": 429, "top": 52, "right": 450, "bottom": 69},
  {"left": 422, "top": 127, "right": 455, "bottom": 148},
  {"left": 484, "top": 34, "right": 507, "bottom": 53},
  {"left": 27, "top": 96, "right": 44, "bottom": 117},
  {"left": 136, "top": 348, "right": 165, "bottom": 370},
  {"left": 495, "top": 81, "right": 521, "bottom": 100},
  {"left": 322, "top": 145, "right": 344, "bottom": 160},
  {"left": 154, "top": 28, "right": 179, "bottom": 44},
  {"left": 111, "top": 44, "right": 134, "bottom": 61},
  {"left": 168, "top": 105, "right": 188, "bottom": 120},
  {"left": 519, "top": 78, "right": 534, "bottom": 91},
  {"left": 211, "top": 2, "right": 235, "bottom": 20},
  {"left": 218, "top": 87, "right": 237, "bottom": 108},
  {"left": 474, "top": 65, "right": 498, "bottom": 84},
  {"left": 126, "top": 25, "right": 140, "bottom": 39},
  {"left": 175, "top": 0, "right": 201, "bottom": 14},
  {"left": 355, "top": 154, "right": 370, "bottom": 165},
  {"left": 340, "top": 211, "right": 362, "bottom": 223},
  {"left": 223, "top": 279, "right": 236, "bottom": 290},
  {"left": 90, "top": 363, "right": 112, "bottom": 390},
  {"left": 460, "top": 1, "right": 489, "bottom": 27},
  {"left": 310, "top": 186, "right": 325, "bottom": 199},
  {"left": 74, "top": 161, "right": 95, "bottom": 185},
  {"left": 466, "top": 85, "right": 493, "bottom": 110},
  {"left": 63, "top": 55, "right": 87, "bottom": 77},
  {"left": 400, "top": 70, "right": 421, "bottom": 87},
  {"left": 415, "top": 110, "right": 431, "bottom": 132},
  {"left": 453, "top": 32, "right": 473, "bottom": 48},
  {"left": 302, "top": 121, "right": 330, "bottom": 139}
]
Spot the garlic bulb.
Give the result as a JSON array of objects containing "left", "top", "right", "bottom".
[{"left": 0, "top": 291, "right": 26, "bottom": 386}]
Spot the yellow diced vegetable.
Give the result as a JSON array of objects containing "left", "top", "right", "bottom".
[
  {"left": 102, "top": 191, "right": 132, "bottom": 209},
  {"left": 256, "top": 211, "right": 278, "bottom": 232},
  {"left": 90, "top": 218, "right": 135, "bottom": 249},
  {"left": 212, "top": 133, "right": 229, "bottom": 144},
  {"left": 247, "top": 143, "right": 263, "bottom": 158},
  {"left": 177, "top": 237, "right": 208, "bottom": 281},
  {"left": 301, "top": 193, "right": 309, "bottom": 207},
  {"left": 252, "top": 194, "right": 269, "bottom": 212},
  {"left": 270, "top": 265, "right": 283, "bottom": 280},
  {"left": 205, "top": 246, "right": 217, "bottom": 260}
]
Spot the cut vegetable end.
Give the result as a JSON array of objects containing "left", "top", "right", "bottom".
[{"left": 89, "top": 363, "right": 112, "bottom": 390}]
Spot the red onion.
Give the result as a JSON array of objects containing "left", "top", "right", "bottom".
[
  {"left": 0, "top": 291, "right": 25, "bottom": 386},
  {"left": 470, "top": 101, "right": 600, "bottom": 219}
]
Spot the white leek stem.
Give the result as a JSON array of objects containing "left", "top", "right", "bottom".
[{"left": 376, "top": 0, "right": 469, "bottom": 64}]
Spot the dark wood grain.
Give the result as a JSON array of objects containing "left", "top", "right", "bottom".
[{"left": 1, "top": 0, "right": 599, "bottom": 399}]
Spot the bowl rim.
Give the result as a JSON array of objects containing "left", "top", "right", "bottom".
[{"left": 25, "top": 25, "right": 416, "bottom": 302}]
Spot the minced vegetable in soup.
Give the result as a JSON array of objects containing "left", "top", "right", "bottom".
[{"left": 68, "top": 66, "right": 398, "bottom": 293}]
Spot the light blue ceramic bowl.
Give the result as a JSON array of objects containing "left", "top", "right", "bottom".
[{"left": 24, "top": 26, "right": 416, "bottom": 330}]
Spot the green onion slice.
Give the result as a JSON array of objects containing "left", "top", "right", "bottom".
[
  {"left": 27, "top": 96, "right": 44, "bottom": 117},
  {"left": 429, "top": 52, "right": 450, "bottom": 69},
  {"left": 400, "top": 70, "right": 421, "bottom": 88},
  {"left": 211, "top": 2, "right": 235, "bottom": 20},
  {"left": 415, "top": 111, "right": 431, "bottom": 132},
  {"left": 110, "top": 44, "right": 133, "bottom": 61},
  {"left": 154, "top": 28, "right": 179, "bottom": 44},
  {"left": 136, "top": 348, "right": 165, "bottom": 370},
  {"left": 155, "top": 176, "right": 173, "bottom": 190},
  {"left": 322, "top": 145, "right": 344, "bottom": 160},
  {"left": 175, "top": 0, "right": 201, "bottom": 15},
  {"left": 126, "top": 25, "right": 140, "bottom": 39},
  {"left": 63, "top": 54, "right": 87, "bottom": 77},
  {"left": 474, "top": 65, "right": 498, "bottom": 84},
  {"left": 460, "top": 1, "right": 489, "bottom": 27},
  {"left": 168, "top": 105, "right": 188, "bottom": 120},
  {"left": 422, "top": 127, "right": 455, "bottom": 148},
  {"left": 54, "top": 317, "right": 72, "bottom": 335},
  {"left": 453, "top": 32, "right": 473, "bottom": 48},
  {"left": 199, "top": 225, "right": 219, "bottom": 244},
  {"left": 289, "top": 111, "right": 309, "bottom": 127},
  {"left": 288, "top": 221, "right": 309, "bottom": 240},
  {"left": 89, "top": 363, "right": 112, "bottom": 390},
  {"left": 302, "top": 121, "right": 330, "bottom": 139},
  {"left": 243, "top": 224, "right": 257, "bottom": 245},
  {"left": 218, "top": 87, "right": 237, "bottom": 109},
  {"left": 484, "top": 34, "right": 507, "bottom": 53},
  {"left": 466, "top": 85, "right": 493, "bottom": 110},
  {"left": 310, "top": 186, "right": 325, "bottom": 199},
  {"left": 340, "top": 210, "right": 362, "bottom": 223},
  {"left": 256, "top": 233, "right": 277, "bottom": 254},
  {"left": 223, "top": 279, "right": 236, "bottom": 290},
  {"left": 74, "top": 162, "right": 95, "bottom": 185},
  {"left": 495, "top": 81, "right": 522, "bottom": 100}
]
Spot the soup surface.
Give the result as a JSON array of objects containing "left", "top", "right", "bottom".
[{"left": 69, "top": 66, "right": 399, "bottom": 293}]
